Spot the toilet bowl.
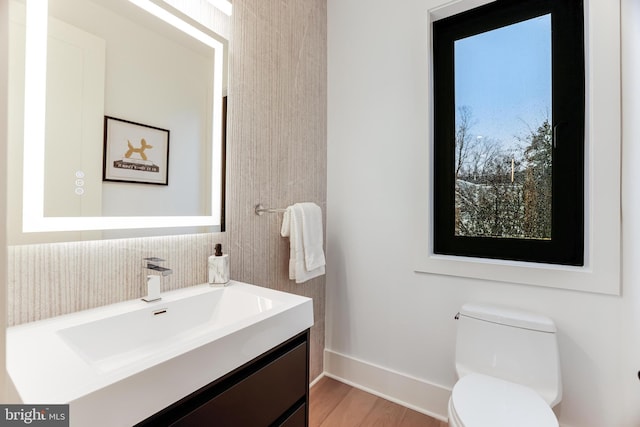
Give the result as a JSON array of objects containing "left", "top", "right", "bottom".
[
  {"left": 449, "top": 303, "right": 562, "bottom": 427},
  {"left": 448, "top": 373, "right": 558, "bottom": 427}
]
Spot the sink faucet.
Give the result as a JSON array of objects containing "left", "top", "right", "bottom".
[
  {"left": 142, "top": 257, "right": 172, "bottom": 302},
  {"left": 144, "top": 257, "right": 173, "bottom": 276}
]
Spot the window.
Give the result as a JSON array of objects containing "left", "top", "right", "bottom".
[{"left": 432, "top": 0, "right": 584, "bottom": 265}]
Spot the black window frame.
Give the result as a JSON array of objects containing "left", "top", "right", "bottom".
[{"left": 432, "top": 0, "right": 585, "bottom": 266}]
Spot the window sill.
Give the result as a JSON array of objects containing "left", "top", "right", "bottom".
[{"left": 414, "top": 252, "right": 619, "bottom": 295}]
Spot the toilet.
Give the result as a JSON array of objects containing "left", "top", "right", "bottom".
[{"left": 448, "top": 303, "right": 562, "bottom": 427}]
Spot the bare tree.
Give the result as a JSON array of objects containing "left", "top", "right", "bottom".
[{"left": 455, "top": 106, "right": 475, "bottom": 178}]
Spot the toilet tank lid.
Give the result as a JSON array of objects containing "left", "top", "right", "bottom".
[{"left": 459, "top": 303, "right": 556, "bottom": 333}]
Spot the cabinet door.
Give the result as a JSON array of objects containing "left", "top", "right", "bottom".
[{"left": 172, "top": 342, "right": 307, "bottom": 427}]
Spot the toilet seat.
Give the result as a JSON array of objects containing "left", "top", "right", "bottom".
[{"left": 449, "top": 373, "right": 558, "bottom": 427}]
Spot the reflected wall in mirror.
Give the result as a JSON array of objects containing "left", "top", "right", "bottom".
[{"left": 8, "top": 0, "right": 229, "bottom": 244}]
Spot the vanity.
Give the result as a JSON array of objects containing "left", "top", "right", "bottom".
[
  {"left": 137, "top": 330, "right": 309, "bottom": 426},
  {"left": 7, "top": 282, "right": 314, "bottom": 427}
]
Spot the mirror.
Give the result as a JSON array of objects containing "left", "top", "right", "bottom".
[{"left": 8, "top": 0, "right": 229, "bottom": 243}]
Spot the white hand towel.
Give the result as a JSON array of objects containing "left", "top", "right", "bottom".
[
  {"left": 297, "top": 202, "right": 326, "bottom": 271},
  {"left": 281, "top": 203, "right": 325, "bottom": 283}
]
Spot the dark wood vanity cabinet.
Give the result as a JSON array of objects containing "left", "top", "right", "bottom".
[{"left": 136, "top": 330, "right": 310, "bottom": 427}]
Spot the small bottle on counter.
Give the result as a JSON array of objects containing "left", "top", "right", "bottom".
[{"left": 208, "top": 243, "right": 230, "bottom": 286}]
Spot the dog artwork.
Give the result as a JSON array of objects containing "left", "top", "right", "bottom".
[
  {"left": 125, "top": 138, "right": 153, "bottom": 161},
  {"left": 112, "top": 137, "right": 160, "bottom": 173}
]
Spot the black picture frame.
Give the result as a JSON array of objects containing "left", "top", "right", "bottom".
[{"left": 103, "top": 116, "right": 170, "bottom": 185}]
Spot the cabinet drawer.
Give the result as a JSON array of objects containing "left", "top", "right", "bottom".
[
  {"left": 172, "top": 341, "right": 307, "bottom": 427},
  {"left": 279, "top": 403, "right": 306, "bottom": 427}
]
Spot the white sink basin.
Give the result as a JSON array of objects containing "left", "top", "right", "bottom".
[
  {"left": 57, "top": 286, "right": 278, "bottom": 372},
  {"left": 7, "top": 281, "right": 313, "bottom": 427}
]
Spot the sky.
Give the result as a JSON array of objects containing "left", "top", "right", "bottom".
[{"left": 454, "top": 14, "right": 551, "bottom": 150}]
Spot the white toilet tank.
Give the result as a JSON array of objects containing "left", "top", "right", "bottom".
[{"left": 455, "top": 303, "right": 562, "bottom": 407}]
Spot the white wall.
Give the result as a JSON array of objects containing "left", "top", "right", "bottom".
[
  {"left": 0, "top": 0, "right": 10, "bottom": 402},
  {"left": 619, "top": 0, "right": 640, "bottom": 424},
  {"left": 326, "top": 0, "right": 640, "bottom": 425}
]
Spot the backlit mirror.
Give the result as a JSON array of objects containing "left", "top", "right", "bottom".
[{"left": 8, "top": 0, "right": 229, "bottom": 243}]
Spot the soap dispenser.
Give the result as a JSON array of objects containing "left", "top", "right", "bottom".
[{"left": 208, "top": 243, "right": 230, "bottom": 286}]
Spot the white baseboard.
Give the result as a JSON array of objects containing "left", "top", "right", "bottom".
[
  {"left": 309, "top": 372, "right": 325, "bottom": 388},
  {"left": 323, "top": 349, "right": 450, "bottom": 422}
]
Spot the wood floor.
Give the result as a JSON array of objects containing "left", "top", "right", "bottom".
[{"left": 309, "top": 376, "right": 448, "bottom": 427}]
